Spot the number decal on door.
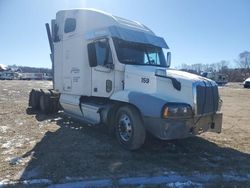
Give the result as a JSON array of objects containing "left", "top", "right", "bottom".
[{"left": 141, "top": 77, "right": 149, "bottom": 84}]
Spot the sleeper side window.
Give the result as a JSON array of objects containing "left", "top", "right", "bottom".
[{"left": 64, "top": 18, "right": 76, "bottom": 33}]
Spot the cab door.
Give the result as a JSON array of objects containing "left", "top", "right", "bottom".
[{"left": 88, "top": 38, "right": 115, "bottom": 97}]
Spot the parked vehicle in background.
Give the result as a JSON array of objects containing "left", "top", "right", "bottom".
[
  {"left": 243, "top": 78, "right": 250, "bottom": 88},
  {"left": 21, "top": 73, "right": 44, "bottom": 80},
  {"left": 0, "top": 71, "right": 21, "bottom": 80},
  {"left": 201, "top": 72, "right": 228, "bottom": 86},
  {"left": 43, "top": 73, "right": 53, "bottom": 80},
  {"left": 0, "top": 64, "right": 7, "bottom": 71}
]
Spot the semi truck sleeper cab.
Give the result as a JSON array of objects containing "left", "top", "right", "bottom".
[{"left": 29, "top": 9, "right": 222, "bottom": 150}]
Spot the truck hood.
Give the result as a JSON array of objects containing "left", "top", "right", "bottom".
[
  {"left": 125, "top": 65, "right": 217, "bottom": 105},
  {"left": 125, "top": 65, "right": 211, "bottom": 87},
  {"left": 166, "top": 69, "right": 205, "bottom": 82}
]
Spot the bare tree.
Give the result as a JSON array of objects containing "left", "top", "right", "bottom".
[
  {"left": 190, "top": 63, "right": 202, "bottom": 73},
  {"left": 237, "top": 51, "right": 250, "bottom": 69},
  {"left": 209, "top": 63, "right": 217, "bottom": 72},
  {"left": 217, "top": 60, "right": 229, "bottom": 72},
  {"left": 181, "top": 63, "right": 189, "bottom": 70}
]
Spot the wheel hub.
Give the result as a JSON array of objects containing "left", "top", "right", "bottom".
[{"left": 118, "top": 114, "right": 132, "bottom": 142}]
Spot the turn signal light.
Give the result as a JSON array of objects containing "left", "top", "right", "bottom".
[{"left": 162, "top": 107, "right": 169, "bottom": 118}]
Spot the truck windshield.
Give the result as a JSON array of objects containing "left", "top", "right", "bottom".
[{"left": 113, "top": 38, "right": 167, "bottom": 67}]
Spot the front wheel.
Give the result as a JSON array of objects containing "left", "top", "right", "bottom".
[{"left": 115, "top": 105, "right": 146, "bottom": 150}]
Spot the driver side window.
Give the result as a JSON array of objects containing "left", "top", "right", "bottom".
[
  {"left": 88, "top": 39, "right": 113, "bottom": 67},
  {"left": 95, "top": 40, "right": 113, "bottom": 66}
]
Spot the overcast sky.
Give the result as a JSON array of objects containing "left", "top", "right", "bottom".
[{"left": 0, "top": 0, "right": 249, "bottom": 68}]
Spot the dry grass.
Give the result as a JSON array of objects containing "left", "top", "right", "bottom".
[{"left": 0, "top": 81, "right": 249, "bottom": 185}]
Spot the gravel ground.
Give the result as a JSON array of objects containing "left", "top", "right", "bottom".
[{"left": 0, "top": 80, "right": 249, "bottom": 187}]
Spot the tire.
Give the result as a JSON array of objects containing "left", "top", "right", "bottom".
[
  {"left": 29, "top": 89, "right": 41, "bottom": 110},
  {"left": 115, "top": 105, "right": 146, "bottom": 150},
  {"left": 51, "top": 95, "right": 60, "bottom": 113},
  {"left": 40, "top": 91, "right": 52, "bottom": 114}
]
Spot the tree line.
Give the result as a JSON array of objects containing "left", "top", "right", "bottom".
[
  {"left": 1, "top": 65, "right": 52, "bottom": 74},
  {"left": 2, "top": 51, "right": 250, "bottom": 82},
  {"left": 179, "top": 51, "right": 250, "bottom": 82}
]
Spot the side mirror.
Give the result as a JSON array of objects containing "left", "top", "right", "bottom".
[
  {"left": 166, "top": 52, "right": 171, "bottom": 67},
  {"left": 51, "top": 19, "right": 60, "bottom": 42},
  {"left": 87, "top": 43, "right": 97, "bottom": 67}
]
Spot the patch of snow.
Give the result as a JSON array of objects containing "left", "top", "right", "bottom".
[
  {"left": 15, "top": 142, "right": 23, "bottom": 148},
  {"left": 163, "top": 171, "right": 178, "bottom": 175},
  {"left": 0, "top": 179, "right": 16, "bottom": 188},
  {"left": 1, "top": 140, "right": 14, "bottom": 149},
  {"left": 0, "top": 179, "right": 9, "bottom": 185},
  {"left": 29, "top": 140, "right": 37, "bottom": 146},
  {"left": 167, "top": 181, "right": 203, "bottom": 188},
  {"left": 5, "top": 155, "right": 32, "bottom": 166},
  {"left": 65, "top": 177, "right": 84, "bottom": 181},
  {"left": 1, "top": 171, "right": 250, "bottom": 187},
  {"left": 119, "top": 176, "right": 185, "bottom": 185},
  {"left": 5, "top": 156, "right": 23, "bottom": 165},
  {"left": 23, "top": 179, "right": 52, "bottom": 185},
  {"left": 0, "top": 126, "right": 9, "bottom": 133},
  {"left": 1, "top": 138, "right": 25, "bottom": 150},
  {"left": 1, "top": 148, "right": 15, "bottom": 155},
  {"left": 48, "top": 179, "right": 112, "bottom": 188},
  {"left": 53, "top": 117, "right": 62, "bottom": 121},
  {"left": 222, "top": 174, "right": 249, "bottom": 182},
  {"left": 118, "top": 172, "right": 250, "bottom": 186},
  {"left": 0, "top": 179, "right": 52, "bottom": 187},
  {"left": 38, "top": 120, "right": 51, "bottom": 127}
]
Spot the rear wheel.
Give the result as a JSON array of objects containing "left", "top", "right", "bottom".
[
  {"left": 115, "top": 105, "right": 145, "bottom": 150},
  {"left": 29, "top": 89, "right": 41, "bottom": 110},
  {"left": 40, "top": 90, "right": 60, "bottom": 114},
  {"left": 40, "top": 90, "right": 52, "bottom": 114}
]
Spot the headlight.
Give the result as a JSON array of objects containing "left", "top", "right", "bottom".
[{"left": 162, "top": 103, "right": 193, "bottom": 118}]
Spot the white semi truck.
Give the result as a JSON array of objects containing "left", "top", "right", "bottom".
[{"left": 29, "top": 9, "right": 222, "bottom": 150}]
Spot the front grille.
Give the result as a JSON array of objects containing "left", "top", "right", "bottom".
[{"left": 196, "top": 84, "right": 219, "bottom": 115}]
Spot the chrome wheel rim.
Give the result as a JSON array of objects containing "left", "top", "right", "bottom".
[{"left": 118, "top": 114, "right": 132, "bottom": 142}]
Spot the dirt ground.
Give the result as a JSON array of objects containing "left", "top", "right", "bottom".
[{"left": 0, "top": 80, "right": 250, "bottom": 187}]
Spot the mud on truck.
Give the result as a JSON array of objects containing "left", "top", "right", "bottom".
[{"left": 28, "top": 9, "right": 223, "bottom": 150}]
